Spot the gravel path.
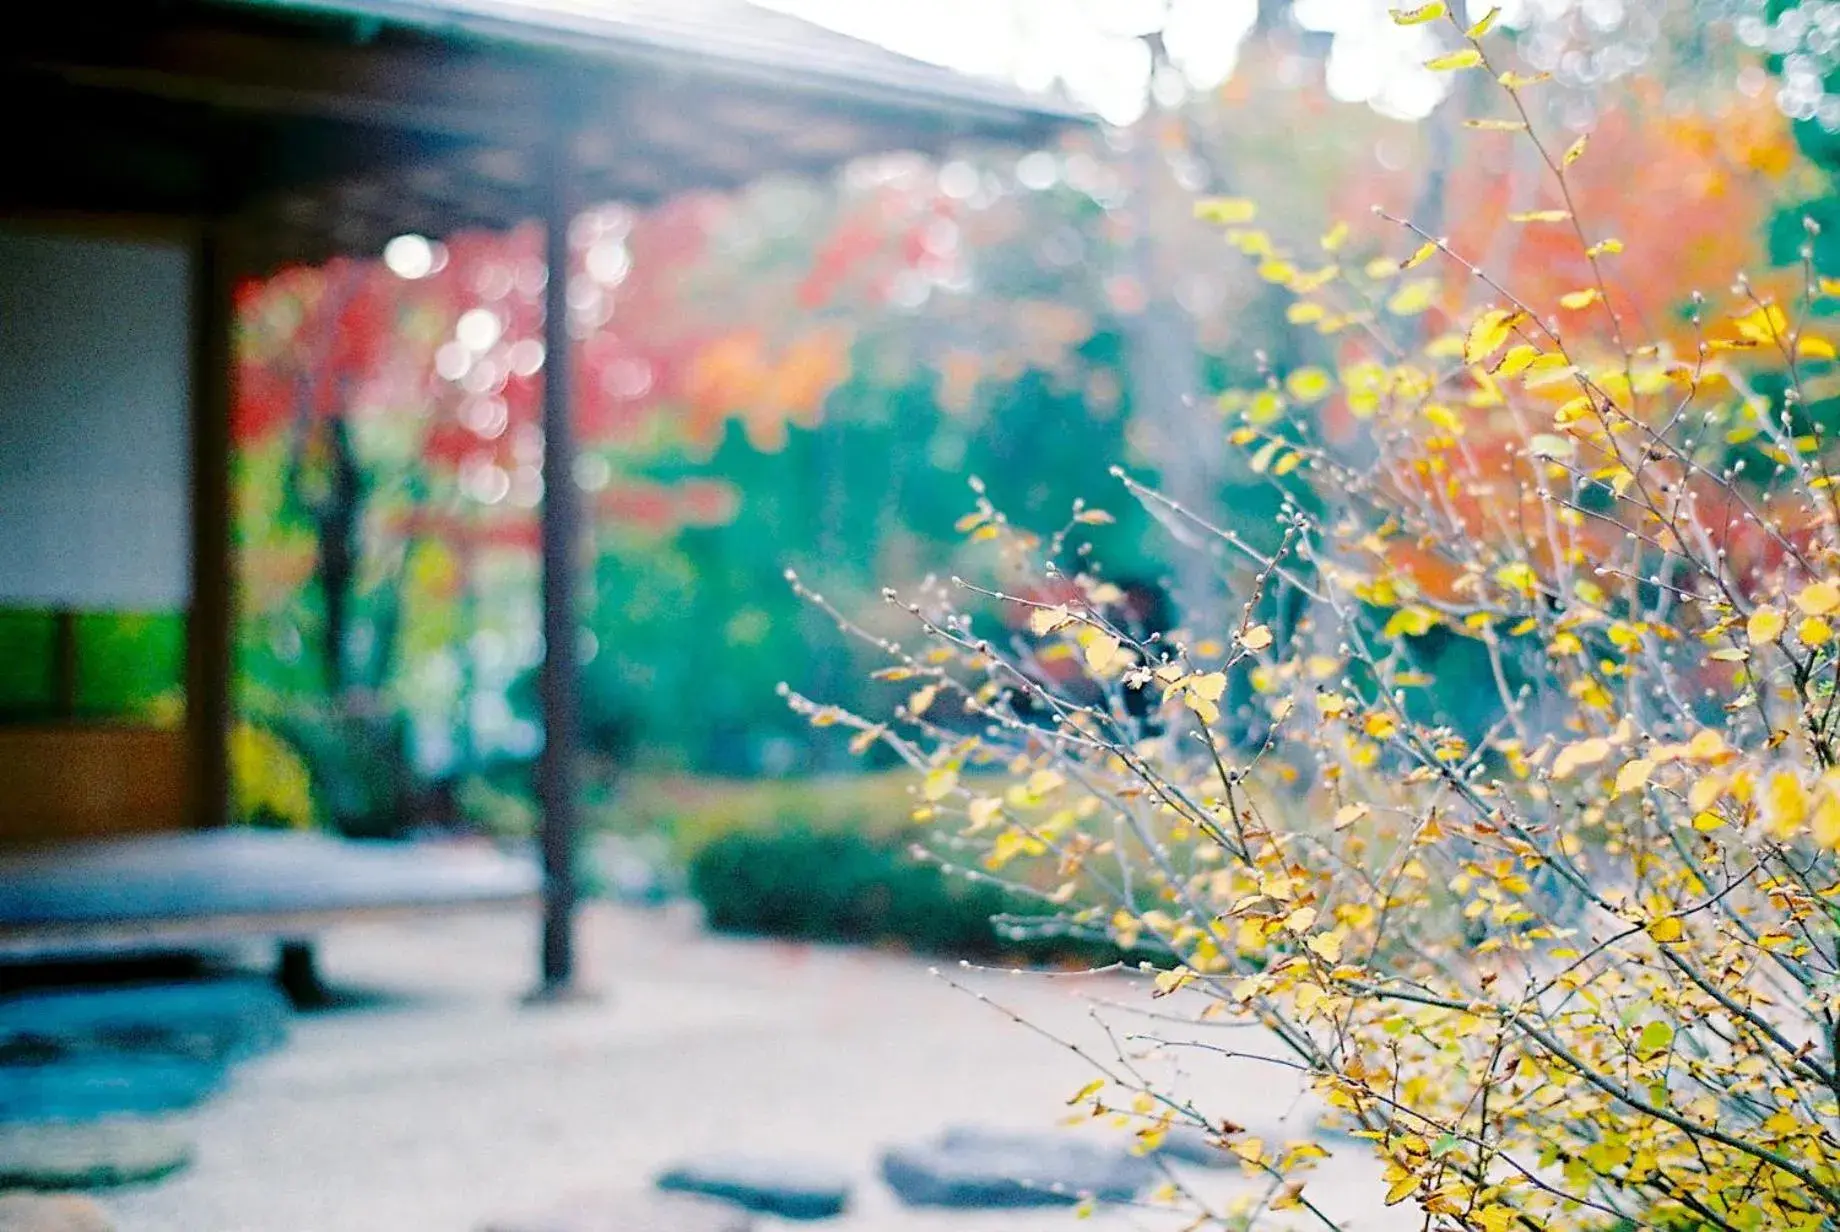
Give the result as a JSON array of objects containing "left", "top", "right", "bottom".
[{"left": 101, "top": 904, "right": 1415, "bottom": 1232}]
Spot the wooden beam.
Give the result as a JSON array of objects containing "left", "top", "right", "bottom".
[
  {"left": 186, "top": 222, "right": 234, "bottom": 829},
  {"left": 24, "top": 25, "right": 549, "bottom": 146},
  {"left": 533, "top": 110, "right": 583, "bottom": 997}
]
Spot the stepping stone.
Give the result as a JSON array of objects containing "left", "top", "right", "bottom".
[
  {"left": 880, "top": 1126, "right": 1156, "bottom": 1208},
  {"left": 0, "top": 979, "right": 289, "bottom": 1065},
  {"left": 0, "top": 1057, "right": 223, "bottom": 1122},
  {"left": 0, "top": 1117, "right": 192, "bottom": 1189},
  {"left": 481, "top": 1191, "right": 753, "bottom": 1232},
  {"left": 0, "top": 1194, "right": 115, "bottom": 1232},
  {"left": 654, "top": 1156, "right": 850, "bottom": 1220}
]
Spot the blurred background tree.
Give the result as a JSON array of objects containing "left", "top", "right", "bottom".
[{"left": 224, "top": 0, "right": 1826, "bottom": 842}]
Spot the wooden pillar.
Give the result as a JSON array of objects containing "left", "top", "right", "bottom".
[
  {"left": 187, "top": 222, "right": 234, "bottom": 829},
  {"left": 534, "top": 123, "right": 583, "bottom": 995}
]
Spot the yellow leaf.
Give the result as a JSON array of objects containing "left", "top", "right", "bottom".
[
  {"left": 1306, "top": 931, "right": 1344, "bottom": 963},
  {"left": 1797, "top": 580, "right": 1840, "bottom": 616},
  {"left": 1384, "top": 1175, "right": 1419, "bottom": 1205},
  {"left": 1257, "top": 259, "right": 1298, "bottom": 285},
  {"left": 1195, "top": 197, "right": 1257, "bottom": 225},
  {"left": 1387, "top": 278, "right": 1438, "bottom": 316},
  {"left": 1522, "top": 353, "right": 1576, "bottom": 386},
  {"left": 1422, "top": 403, "right": 1462, "bottom": 434},
  {"left": 1247, "top": 390, "right": 1285, "bottom": 425},
  {"left": 1498, "top": 70, "right": 1552, "bottom": 88},
  {"left": 1030, "top": 605, "right": 1074, "bottom": 636},
  {"left": 1389, "top": 1, "right": 1446, "bottom": 23},
  {"left": 1467, "top": 6, "right": 1501, "bottom": 37},
  {"left": 1708, "top": 647, "right": 1748, "bottom": 663},
  {"left": 1815, "top": 790, "right": 1840, "bottom": 847},
  {"left": 967, "top": 796, "right": 1003, "bottom": 829},
  {"left": 1464, "top": 308, "right": 1522, "bottom": 364},
  {"left": 1321, "top": 221, "right": 1350, "bottom": 252},
  {"left": 1081, "top": 631, "right": 1126, "bottom": 675},
  {"left": 1551, "top": 737, "right": 1611, "bottom": 780},
  {"left": 1587, "top": 238, "right": 1625, "bottom": 257},
  {"left": 1074, "top": 508, "right": 1115, "bottom": 525},
  {"left": 1614, "top": 758, "right": 1654, "bottom": 797},
  {"left": 1801, "top": 616, "right": 1834, "bottom": 646},
  {"left": 1153, "top": 967, "right": 1195, "bottom": 997},
  {"left": 1401, "top": 239, "right": 1440, "bottom": 271},
  {"left": 1646, "top": 915, "right": 1683, "bottom": 943},
  {"left": 1240, "top": 624, "right": 1274, "bottom": 651},
  {"left": 1749, "top": 605, "right": 1786, "bottom": 644},
  {"left": 1686, "top": 729, "right": 1731, "bottom": 762},
  {"left": 1560, "top": 287, "right": 1602, "bottom": 311},
  {"left": 1186, "top": 672, "right": 1228, "bottom": 703},
  {"left": 1334, "top": 802, "right": 1371, "bottom": 827},
  {"left": 1287, "top": 301, "right": 1326, "bottom": 325},
  {"left": 1496, "top": 560, "right": 1539, "bottom": 596},
  {"left": 1425, "top": 48, "right": 1484, "bottom": 71},
  {"left": 922, "top": 767, "right": 959, "bottom": 802},
  {"left": 1799, "top": 336, "right": 1837, "bottom": 362},
  {"left": 1283, "top": 906, "right": 1318, "bottom": 934},
  {"left": 1065, "top": 1078, "right": 1105, "bottom": 1105},
  {"left": 1383, "top": 605, "right": 1440, "bottom": 638},
  {"left": 1495, "top": 344, "right": 1541, "bottom": 377},
  {"left": 1464, "top": 118, "right": 1526, "bottom": 132},
  {"left": 1765, "top": 770, "right": 1810, "bottom": 838},
  {"left": 1735, "top": 302, "right": 1789, "bottom": 344},
  {"left": 1509, "top": 209, "right": 1571, "bottom": 223},
  {"left": 1473, "top": 1206, "right": 1517, "bottom": 1232},
  {"left": 908, "top": 684, "right": 939, "bottom": 716},
  {"left": 1563, "top": 134, "right": 1589, "bottom": 167},
  {"left": 1286, "top": 367, "right": 1333, "bottom": 402}
]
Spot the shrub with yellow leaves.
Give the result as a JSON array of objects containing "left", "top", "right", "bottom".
[{"left": 787, "top": 9, "right": 1840, "bottom": 1231}]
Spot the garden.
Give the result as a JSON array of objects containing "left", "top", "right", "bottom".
[{"left": 21, "top": 0, "right": 1840, "bottom": 1228}]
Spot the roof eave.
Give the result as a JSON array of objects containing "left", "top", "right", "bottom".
[{"left": 233, "top": 0, "right": 1090, "bottom": 136}]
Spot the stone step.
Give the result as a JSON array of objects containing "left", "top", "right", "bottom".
[
  {"left": 0, "top": 1057, "right": 223, "bottom": 1123},
  {"left": 654, "top": 1156, "right": 851, "bottom": 1220},
  {"left": 0, "top": 978, "right": 289, "bottom": 1066},
  {"left": 880, "top": 1126, "right": 1155, "bottom": 1209},
  {"left": 0, "top": 1117, "right": 192, "bottom": 1190}
]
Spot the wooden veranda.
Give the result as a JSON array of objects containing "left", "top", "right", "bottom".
[{"left": 0, "top": 0, "right": 1076, "bottom": 992}]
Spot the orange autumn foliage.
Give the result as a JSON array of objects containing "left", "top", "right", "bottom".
[
  {"left": 681, "top": 326, "right": 850, "bottom": 452},
  {"left": 1347, "top": 85, "right": 1802, "bottom": 353}
]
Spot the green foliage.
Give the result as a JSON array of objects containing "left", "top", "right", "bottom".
[
  {"left": 599, "top": 772, "right": 919, "bottom": 864},
  {"left": 686, "top": 823, "right": 1115, "bottom": 964},
  {"left": 0, "top": 608, "right": 183, "bottom": 723}
]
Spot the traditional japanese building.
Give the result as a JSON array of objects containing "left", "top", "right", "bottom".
[{"left": 0, "top": 0, "right": 1076, "bottom": 991}]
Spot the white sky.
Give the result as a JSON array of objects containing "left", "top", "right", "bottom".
[{"left": 751, "top": 0, "right": 1536, "bottom": 124}]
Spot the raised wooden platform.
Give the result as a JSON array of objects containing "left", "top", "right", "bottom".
[{"left": 0, "top": 830, "right": 540, "bottom": 960}]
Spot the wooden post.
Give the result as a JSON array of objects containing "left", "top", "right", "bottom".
[
  {"left": 533, "top": 120, "right": 583, "bottom": 997},
  {"left": 187, "top": 222, "right": 234, "bottom": 828}
]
